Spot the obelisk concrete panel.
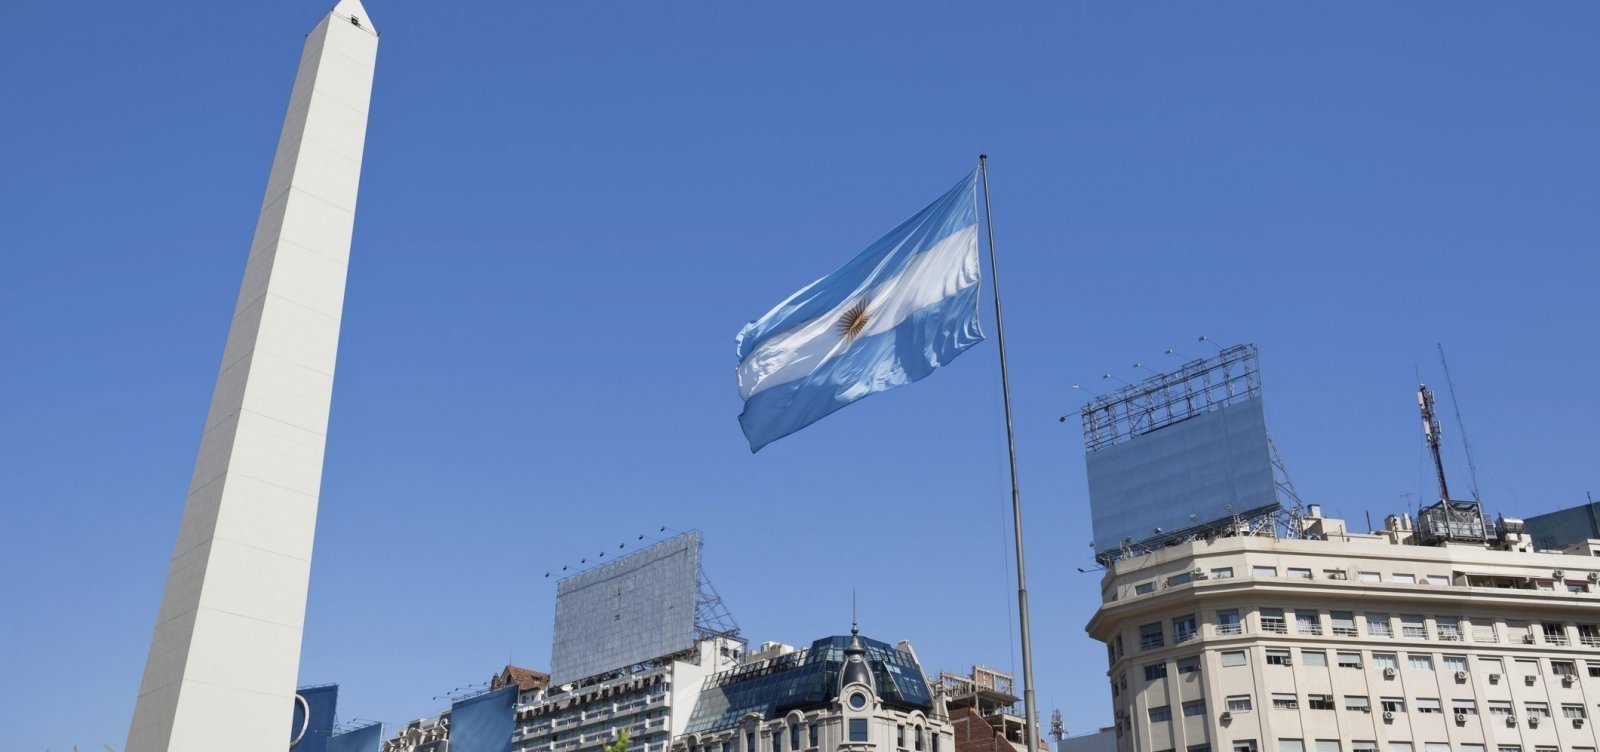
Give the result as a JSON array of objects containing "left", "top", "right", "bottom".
[{"left": 126, "top": 2, "right": 376, "bottom": 749}]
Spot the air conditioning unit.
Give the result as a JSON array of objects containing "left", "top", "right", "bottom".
[
  {"left": 1529, "top": 717, "right": 1541, "bottom": 728},
  {"left": 1489, "top": 673, "right": 1502, "bottom": 684},
  {"left": 1191, "top": 568, "right": 1206, "bottom": 578},
  {"left": 1383, "top": 711, "right": 1396, "bottom": 722},
  {"left": 1361, "top": 707, "right": 1372, "bottom": 714},
  {"left": 1577, "top": 718, "right": 1587, "bottom": 729},
  {"left": 1564, "top": 675, "right": 1577, "bottom": 686},
  {"left": 1284, "top": 660, "right": 1294, "bottom": 667},
  {"left": 1456, "top": 713, "right": 1468, "bottom": 723},
  {"left": 1455, "top": 670, "right": 1469, "bottom": 681},
  {"left": 1507, "top": 716, "right": 1518, "bottom": 727},
  {"left": 1554, "top": 570, "right": 1566, "bottom": 581},
  {"left": 1219, "top": 711, "right": 1232, "bottom": 722},
  {"left": 1526, "top": 675, "right": 1539, "bottom": 685},
  {"left": 1383, "top": 667, "right": 1398, "bottom": 678},
  {"left": 1523, "top": 635, "right": 1537, "bottom": 644}
]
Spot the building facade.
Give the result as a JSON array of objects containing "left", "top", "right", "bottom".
[{"left": 1086, "top": 508, "right": 1600, "bottom": 752}]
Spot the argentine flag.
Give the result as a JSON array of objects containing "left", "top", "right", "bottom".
[{"left": 735, "top": 171, "right": 984, "bottom": 452}]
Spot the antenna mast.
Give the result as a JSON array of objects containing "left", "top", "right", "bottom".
[
  {"left": 1436, "top": 344, "right": 1481, "bottom": 501},
  {"left": 1418, "top": 384, "right": 1450, "bottom": 502}
]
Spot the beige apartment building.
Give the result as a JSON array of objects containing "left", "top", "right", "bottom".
[{"left": 1086, "top": 507, "right": 1600, "bottom": 752}]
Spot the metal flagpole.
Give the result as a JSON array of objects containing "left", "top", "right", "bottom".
[{"left": 978, "top": 154, "right": 1040, "bottom": 752}]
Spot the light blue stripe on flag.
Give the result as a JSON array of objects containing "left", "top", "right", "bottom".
[{"left": 735, "top": 171, "right": 983, "bottom": 452}]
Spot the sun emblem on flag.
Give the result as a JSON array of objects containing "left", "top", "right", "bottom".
[{"left": 836, "top": 298, "right": 871, "bottom": 341}]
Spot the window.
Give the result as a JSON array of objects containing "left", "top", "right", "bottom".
[
  {"left": 749, "top": 733, "right": 757, "bottom": 752},
  {"left": 1580, "top": 624, "right": 1600, "bottom": 647},
  {"left": 1409, "top": 655, "right": 1435, "bottom": 671},
  {"left": 1234, "top": 742, "right": 1259, "bottom": 752},
  {"left": 1289, "top": 568, "right": 1313, "bottom": 579},
  {"left": 1460, "top": 747, "right": 1483, "bottom": 752},
  {"left": 1471, "top": 618, "right": 1497, "bottom": 643},
  {"left": 1346, "top": 696, "right": 1371, "bottom": 712},
  {"left": 1273, "top": 693, "right": 1299, "bottom": 710},
  {"left": 1515, "top": 658, "right": 1539, "bottom": 679},
  {"left": 897, "top": 725, "right": 905, "bottom": 749},
  {"left": 1437, "top": 618, "right": 1462, "bottom": 641},
  {"left": 1552, "top": 660, "right": 1576, "bottom": 676},
  {"left": 1426, "top": 745, "right": 1450, "bottom": 752},
  {"left": 1261, "top": 608, "right": 1288, "bottom": 634},
  {"left": 1562, "top": 704, "right": 1587, "bottom": 719},
  {"left": 1416, "top": 698, "right": 1442, "bottom": 714},
  {"left": 1145, "top": 663, "right": 1168, "bottom": 681},
  {"left": 1543, "top": 623, "right": 1568, "bottom": 645},
  {"left": 1190, "top": 746, "right": 1211, "bottom": 752},
  {"left": 1393, "top": 573, "right": 1417, "bottom": 584},
  {"left": 776, "top": 728, "right": 785, "bottom": 752},
  {"left": 1222, "top": 651, "right": 1247, "bottom": 667},
  {"left": 1135, "top": 582, "right": 1156, "bottom": 595},
  {"left": 809, "top": 725, "right": 818, "bottom": 749},
  {"left": 914, "top": 727, "right": 923, "bottom": 752},
  {"left": 1227, "top": 695, "right": 1254, "bottom": 712},
  {"left": 792, "top": 726, "right": 801, "bottom": 751},
  {"left": 1211, "top": 567, "right": 1235, "bottom": 579},
  {"left": 1183, "top": 700, "right": 1206, "bottom": 717},
  {"left": 1380, "top": 697, "right": 1406, "bottom": 713},
  {"left": 1390, "top": 744, "right": 1414, "bottom": 752},
  {"left": 931, "top": 734, "right": 939, "bottom": 752},
  {"left": 1497, "top": 746, "right": 1522, "bottom": 752},
  {"left": 1524, "top": 702, "right": 1550, "bottom": 719},
  {"left": 1168, "top": 572, "right": 1193, "bottom": 586},
  {"left": 1401, "top": 614, "right": 1428, "bottom": 639},
  {"left": 1479, "top": 657, "right": 1503, "bottom": 676},
  {"left": 1281, "top": 741, "right": 1305, "bottom": 752},
  {"left": 1487, "top": 702, "right": 1513, "bottom": 716},
  {"left": 1425, "top": 575, "right": 1450, "bottom": 585},
  {"left": 1326, "top": 569, "right": 1349, "bottom": 580},
  {"left": 1338, "top": 652, "right": 1363, "bottom": 669},
  {"left": 1303, "top": 651, "right": 1328, "bottom": 668},
  {"left": 1331, "top": 612, "right": 1358, "bottom": 637},
  {"left": 1253, "top": 566, "right": 1278, "bottom": 577},
  {"left": 1508, "top": 619, "right": 1531, "bottom": 643},
  {"left": 1353, "top": 744, "right": 1378, "bottom": 752},
  {"left": 1177, "top": 656, "right": 1200, "bottom": 675},
  {"left": 1590, "top": 663, "right": 1600, "bottom": 678},
  {"left": 849, "top": 720, "right": 868, "bottom": 743},
  {"left": 1443, "top": 656, "right": 1467, "bottom": 673},
  {"left": 1308, "top": 694, "right": 1335, "bottom": 710},
  {"left": 1452, "top": 700, "right": 1477, "bottom": 715},
  {"left": 1149, "top": 706, "right": 1172, "bottom": 723},
  {"left": 1140, "top": 622, "right": 1164, "bottom": 650},
  {"left": 1297, "top": 611, "right": 1323, "bottom": 635},
  {"left": 1372, "top": 653, "right": 1398, "bottom": 671},
  {"left": 1267, "top": 649, "right": 1293, "bottom": 666},
  {"left": 1367, "top": 614, "right": 1393, "bottom": 637},
  {"left": 1217, "top": 610, "right": 1242, "bottom": 635},
  {"left": 1358, "top": 571, "right": 1381, "bottom": 582},
  {"left": 1174, "top": 614, "right": 1198, "bottom": 643}
]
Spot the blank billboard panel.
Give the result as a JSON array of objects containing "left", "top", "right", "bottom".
[
  {"left": 550, "top": 532, "right": 700, "bottom": 685},
  {"left": 1087, "top": 395, "right": 1277, "bottom": 554}
]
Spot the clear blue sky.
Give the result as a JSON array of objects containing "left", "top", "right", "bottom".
[{"left": 3, "top": 2, "right": 1597, "bottom": 750}]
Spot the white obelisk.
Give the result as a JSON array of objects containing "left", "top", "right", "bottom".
[{"left": 126, "top": 2, "right": 377, "bottom": 750}]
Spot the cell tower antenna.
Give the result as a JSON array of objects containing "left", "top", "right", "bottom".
[
  {"left": 1050, "top": 709, "right": 1065, "bottom": 743},
  {"left": 1418, "top": 383, "right": 1451, "bottom": 502},
  {"left": 1436, "top": 344, "right": 1481, "bottom": 501}
]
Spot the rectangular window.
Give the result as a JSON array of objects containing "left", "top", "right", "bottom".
[
  {"left": 1487, "top": 702, "right": 1513, "bottom": 716},
  {"left": 1416, "top": 698, "right": 1442, "bottom": 714},
  {"left": 1273, "top": 693, "right": 1299, "bottom": 710},
  {"left": 1461, "top": 747, "right": 1483, "bottom": 752},
  {"left": 1177, "top": 656, "right": 1200, "bottom": 675},
  {"left": 1252, "top": 566, "right": 1278, "bottom": 577},
  {"left": 1358, "top": 571, "right": 1381, "bottom": 582},
  {"left": 1168, "top": 572, "right": 1193, "bottom": 586},
  {"left": 1425, "top": 575, "right": 1450, "bottom": 586},
  {"left": 1381, "top": 697, "right": 1406, "bottom": 713},
  {"left": 1479, "top": 657, "right": 1502, "bottom": 675},
  {"left": 1393, "top": 573, "right": 1417, "bottom": 584},
  {"left": 1222, "top": 651, "right": 1247, "bottom": 667},
  {"left": 1590, "top": 663, "right": 1600, "bottom": 678},
  {"left": 1308, "top": 694, "right": 1334, "bottom": 710},
  {"left": 1497, "top": 746, "right": 1522, "bottom": 752},
  {"left": 1234, "top": 743, "right": 1259, "bottom": 752},
  {"left": 1353, "top": 744, "right": 1378, "bottom": 752},
  {"left": 1452, "top": 700, "right": 1477, "bottom": 715},
  {"left": 1371, "top": 653, "right": 1398, "bottom": 671},
  {"left": 1174, "top": 614, "right": 1198, "bottom": 643},
  {"left": 1390, "top": 744, "right": 1414, "bottom": 752},
  {"left": 1401, "top": 614, "right": 1428, "bottom": 639},
  {"left": 1325, "top": 569, "right": 1349, "bottom": 580},
  {"left": 914, "top": 727, "right": 922, "bottom": 752},
  {"left": 749, "top": 733, "right": 757, "bottom": 752},
  {"left": 1443, "top": 656, "right": 1467, "bottom": 673},
  {"left": 1515, "top": 658, "right": 1539, "bottom": 678},
  {"left": 1145, "top": 663, "right": 1168, "bottom": 681},
  {"left": 777, "top": 728, "right": 785, "bottom": 752},
  {"left": 1211, "top": 567, "right": 1235, "bottom": 579},
  {"left": 1149, "top": 706, "right": 1172, "bottom": 723},
  {"left": 1338, "top": 652, "right": 1363, "bottom": 669},
  {"left": 1409, "top": 655, "right": 1435, "bottom": 671},
  {"left": 1525, "top": 702, "right": 1550, "bottom": 719},
  {"left": 1346, "top": 696, "right": 1371, "bottom": 712},
  {"left": 1471, "top": 619, "right": 1497, "bottom": 643},
  {"left": 1267, "top": 649, "right": 1292, "bottom": 666},
  {"left": 1227, "top": 695, "right": 1253, "bottom": 712},
  {"left": 1135, "top": 581, "right": 1155, "bottom": 595},
  {"left": 1217, "top": 609, "right": 1242, "bottom": 635},
  {"left": 1425, "top": 745, "right": 1450, "bottom": 752},
  {"left": 932, "top": 735, "right": 939, "bottom": 752},
  {"left": 1331, "top": 612, "right": 1358, "bottom": 637},
  {"left": 792, "top": 726, "right": 801, "bottom": 751},
  {"left": 1563, "top": 704, "right": 1587, "bottom": 719},
  {"left": 1288, "top": 568, "right": 1313, "bottom": 579},
  {"left": 1437, "top": 618, "right": 1462, "bottom": 641},
  {"left": 1303, "top": 651, "right": 1328, "bottom": 668},
  {"left": 1261, "top": 608, "right": 1287, "bottom": 634},
  {"left": 1297, "top": 611, "right": 1322, "bottom": 635},
  {"left": 1140, "top": 622, "right": 1164, "bottom": 650},
  {"left": 1542, "top": 623, "right": 1568, "bottom": 646},
  {"left": 1280, "top": 741, "right": 1305, "bottom": 752},
  {"left": 1183, "top": 700, "right": 1206, "bottom": 717},
  {"left": 1190, "top": 747, "right": 1211, "bottom": 752},
  {"left": 1551, "top": 660, "right": 1576, "bottom": 676},
  {"left": 809, "top": 725, "right": 818, "bottom": 749},
  {"left": 849, "top": 720, "right": 867, "bottom": 743},
  {"left": 1580, "top": 624, "right": 1600, "bottom": 647},
  {"left": 1367, "top": 614, "right": 1393, "bottom": 637},
  {"left": 897, "top": 725, "right": 905, "bottom": 749}
]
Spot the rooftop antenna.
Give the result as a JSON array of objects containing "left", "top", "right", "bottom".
[
  {"left": 1050, "top": 709, "right": 1065, "bottom": 742},
  {"left": 1418, "top": 383, "right": 1451, "bottom": 502},
  {"left": 1436, "top": 344, "right": 1481, "bottom": 501}
]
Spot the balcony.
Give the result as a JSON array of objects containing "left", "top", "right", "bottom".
[
  {"left": 1261, "top": 620, "right": 1288, "bottom": 635},
  {"left": 1332, "top": 627, "right": 1359, "bottom": 637},
  {"left": 1216, "top": 624, "right": 1243, "bottom": 636}
]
